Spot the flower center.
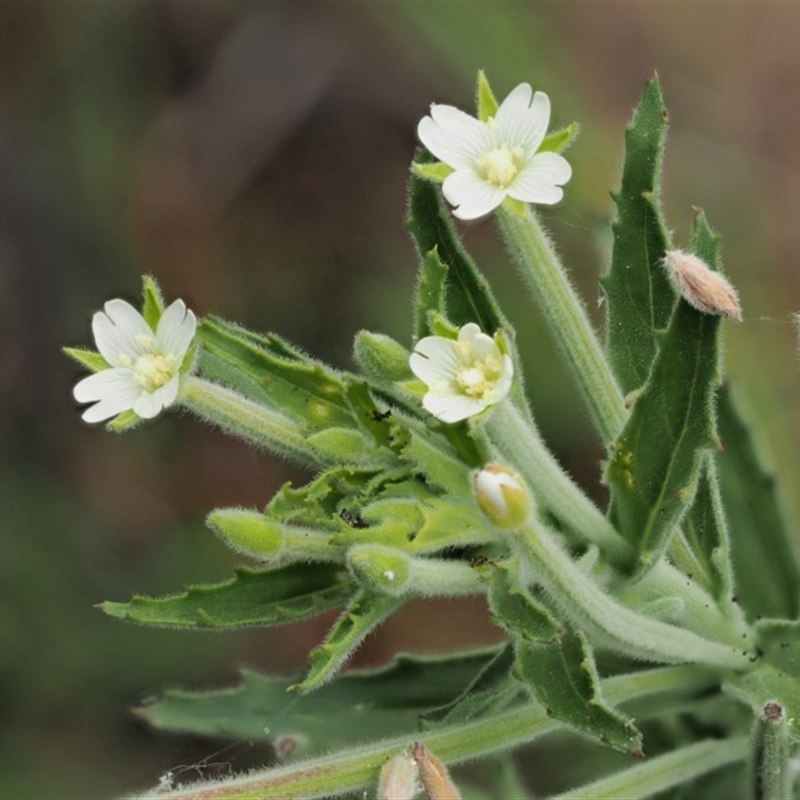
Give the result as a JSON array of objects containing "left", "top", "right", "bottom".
[
  {"left": 455, "top": 344, "right": 503, "bottom": 399},
  {"left": 132, "top": 353, "right": 176, "bottom": 392},
  {"left": 476, "top": 144, "right": 524, "bottom": 188}
]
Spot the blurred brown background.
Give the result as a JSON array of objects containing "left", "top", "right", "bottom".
[{"left": 3, "top": 1, "right": 800, "bottom": 797}]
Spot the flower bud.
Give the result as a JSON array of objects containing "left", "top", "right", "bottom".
[
  {"left": 347, "top": 545, "right": 411, "bottom": 596},
  {"left": 663, "top": 249, "right": 741, "bottom": 321},
  {"left": 474, "top": 464, "right": 532, "bottom": 529},
  {"left": 353, "top": 330, "right": 412, "bottom": 383},
  {"left": 378, "top": 751, "right": 419, "bottom": 800},
  {"left": 206, "top": 508, "right": 282, "bottom": 558}
]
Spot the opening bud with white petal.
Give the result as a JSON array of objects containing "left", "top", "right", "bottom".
[{"left": 474, "top": 464, "right": 533, "bottom": 529}]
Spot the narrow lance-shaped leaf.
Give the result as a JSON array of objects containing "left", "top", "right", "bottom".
[
  {"left": 602, "top": 75, "right": 676, "bottom": 395},
  {"left": 606, "top": 212, "right": 722, "bottom": 573},
  {"left": 139, "top": 649, "right": 503, "bottom": 751},
  {"left": 725, "top": 619, "right": 800, "bottom": 743},
  {"left": 197, "top": 317, "right": 356, "bottom": 432},
  {"left": 292, "top": 590, "right": 403, "bottom": 693},
  {"left": 99, "top": 563, "right": 352, "bottom": 629},
  {"left": 488, "top": 560, "right": 641, "bottom": 755},
  {"left": 716, "top": 384, "right": 800, "bottom": 620}
]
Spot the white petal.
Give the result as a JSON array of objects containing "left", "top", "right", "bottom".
[
  {"left": 423, "top": 392, "right": 487, "bottom": 423},
  {"left": 73, "top": 369, "right": 142, "bottom": 423},
  {"left": 155, "top": 299, "right": 196, "bottom": 357},
  {"left": 442, "top": 170, "right": 505, "bottom": 220},
  {"left": 409, "top": 337, "right": 460, "bottom": 385},
  {"left": 509, "top": 152, "right": 572, "bottom": 205},
  {"left": 133, "top": 375, "right": 179, "bottom": 419},
  {"left": 92, "top": 299, "right": 153, "bottom": 366},
  {"left": 494, "top": 85, "right": 550, "bottom": 152},
  {"left": 417, "top": 105, "right": 492, "bottom": 169}
]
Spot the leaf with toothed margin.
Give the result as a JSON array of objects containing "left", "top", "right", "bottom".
[
  {"left": 606, "top": 212, "right": 722, "bottom": 575},
  {"left": 515, "top": 630, "right": 643, "bottom": 755},
  {"left": 197, "top": 317, "right": 356, "bottom": 433},
  {"left": 99, "top": 563, "right": 352, "bottom": 629},
  {"left": 716, "top": 384, "right": 800, "bottom": 620},
  {"left": 292, "top": 590, "right": 402, "bottom": 693},
  {"left": 601, "top": 76, "right": 676, "bottom": 396},
  {"left": 137, "top": 648, "right": 504, "bottom": 751},
  {"left": 724, "top": 619, "right": 800, "bottom": 743}
]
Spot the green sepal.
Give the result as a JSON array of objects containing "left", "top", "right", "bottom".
[
  {"left": 421, "top": 643, "right": 522, "bottom": 728},
  {"left": 716, "top": 384, "right": 800, "bottom": 620},
  {"left": 63, "top": 346, "right": 110, "bottom": 373},
  {"left": 352, "top": 330, "right": 412, "bottom": 384},
  {"left": 141, "top": 274, "right": 165, "bottom": 329},
  {"left": 601, "top": 75, "right": 675, "bottom": 395},
  {"left": 476, "top": 70, "right": 499, "bottom": 121},
  {"left": 292, "top": 590, "right": 402, "bottom": 693},
  {"left": 539, "top": 122, "right": 580, "bottom": 154},
  {"left": 137, "top": 649, "right": 503, "bottom": 750},
  {"left": 514, "top": 629, "right": 643, "bottom": 755},
  {"left": 411, "top": 161, "right": 454, "bottom": 183},
  {"left": 105, "top": 409, "right": 142, "bottom": 432},
  {"left": 99, "top": 563, "right": 352, "bottom": 629},
  {"left": 724, "top": 619, "right": 800, "bottom": 742},
  {"left": 606, "top": 212, "right": 722, "bottom": 573},
  {"left": 198, "top": 317, "right": 355, "bottom": 432}
]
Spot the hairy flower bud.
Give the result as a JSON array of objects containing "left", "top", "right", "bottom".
[{"left": 474, "top": 464, "right": 532, "bottom": 528}]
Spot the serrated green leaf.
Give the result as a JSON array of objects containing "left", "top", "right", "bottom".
[
  {"left": 99, "top": 563, "right": 352, "bottom": 629},
  {"left": 293, "top": 590, "right": 402, "bottom": 693},
  {"left": 414, "top": 247, "right": 449, "bottom": 339},
  {"left": 63, "top": 347, "right": 110, "bottom": 373},
  {"left": 141, "top": 274, "right": 164, "bottom": 329},
  {"left": 138, "top": 648, "right": 503, "bottom": 750},
  {"left": 681, "top": 453, "right": 733, "bottom": 602},
  {"left": 476, "top": 70, "right": 499, "bottom": 121},
  {"left": 515, "top": 629, "right": 643, "bottom": 755},
  {"left": 421, "top": 643, "right": 522, "bottom": 728},
  {"left": 539, "top": 122, "right": 580, "bottom": 154},
  {"left": 606, "top": 213, "right": 722, "bottom": 572},
  {"left": 717, "top": 384, "right": 800, "bottom": 620},
  {"left": 602, "top": 76, "right": 676, "bottom": 395},
  {"left": 724, "top": 619, "right": 800, "bottom": 742},
  {"left": 487, "top": 561, "right": 561, "bottom": 643},
  {"left": 198, "top": 317, "right": 355, "bottom": 433}
]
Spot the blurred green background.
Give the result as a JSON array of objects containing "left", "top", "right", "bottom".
[{"left": 4, "top": 1, "right": 800, "bottom": 797}]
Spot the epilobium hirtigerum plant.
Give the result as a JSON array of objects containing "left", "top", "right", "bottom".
[{"left": 66, "top": 72, "right": 800, "bottom": 799}]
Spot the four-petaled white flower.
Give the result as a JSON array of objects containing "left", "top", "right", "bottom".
[
  {"left": 73, "top": 298, "right": 196, "bottom": 423},
  {"left": 409, "top": 323, "right": 513, "bottom": 423},
  {"left": 417, "top": 83, "right": 572, "bottom": 220}
]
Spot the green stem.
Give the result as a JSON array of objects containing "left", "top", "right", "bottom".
[
  {"left": 513, "top": 515, "right": 753, "bottom": 669},
  {"left": 488, "top": 402, "right": 752, "bottom": 650},
  {"left": 551, "top": 737, "right": 748, "bottom": 800},
  {"left": 181, "top": 376, "right": 325, "bottom": 467},
  {"left": 487, "top": 401, "right": 632, "bottom": 567},
  {"left": 750, "top": 702, "right": 791, "bottom": 800},
  {"left": 497, "top": 206, "right": 627, "bottom": 441},
  {"left": 132, "top": 666, "right": 713, "bottom": 800}
]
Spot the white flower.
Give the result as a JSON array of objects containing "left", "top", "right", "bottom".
[
  {"left": 409, "top": 323, "right": 513, "bottom": 423},
  {"left": 417, "top": 83, "right": 572, "bottom": 220},
  {"left": 73, "top": 298, "right": 196, "bottom": 423}
]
